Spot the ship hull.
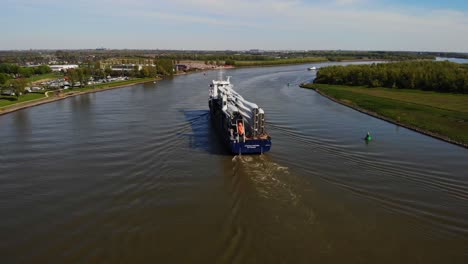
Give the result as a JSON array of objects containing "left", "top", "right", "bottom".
[{"left": 228, "top": 138, "right": 272, "bottom": 154}]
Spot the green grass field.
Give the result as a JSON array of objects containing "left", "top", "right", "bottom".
[
  {"left": 302, "top": 84, "right": 468, "bottom": 145},
  {"left": 27, "top": 72, "right": 63, "bottom": 83},
  {"left": 0, "top": 93, "right": 46, "bottom": 108}
]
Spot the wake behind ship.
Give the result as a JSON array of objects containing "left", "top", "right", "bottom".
[{"left": 209, "top": 77, "right": 272, "bottom": 154}]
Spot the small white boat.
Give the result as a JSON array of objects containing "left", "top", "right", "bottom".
[{"left": 307, "top": 67, "right": 317, "bottom": 71}]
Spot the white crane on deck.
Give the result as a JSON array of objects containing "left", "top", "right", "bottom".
[{"left": 209, "top": 77, "right": 266, "bottom": 138}]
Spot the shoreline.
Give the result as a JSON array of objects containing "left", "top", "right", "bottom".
[
  {"left": 1, "top": 65, "right": 229, "bottom": 116},
  {"left": 231, "top": 59, "right": 389, "bottom": 69},
  {"left": 300, "top": 84, "right": 468, "bottom": 149},
  {"left": 233, "top": 60, "right": 327, "bottom": 68},
  {"left": 0, "top": 60, "right": 387, "bottom": 117},
  {"left": 178, "top": 58, "right": 387, "bottom": 70},
  {"left": 0, "top": 78, "right": 157, "bottom": 116}
]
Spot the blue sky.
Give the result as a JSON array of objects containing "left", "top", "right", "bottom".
[{"left": 1, "top": 0, "right": 467, "bottom": 52}]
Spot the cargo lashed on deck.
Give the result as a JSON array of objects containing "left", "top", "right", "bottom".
[{"left": 209, "top": 77, "right": 271, "bottom": 154}]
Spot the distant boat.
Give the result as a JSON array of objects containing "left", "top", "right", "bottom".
[{"left": 307, "top": 67, "right": 317, "bottom": 71}]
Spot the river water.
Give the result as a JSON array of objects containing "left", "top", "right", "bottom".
[
  {"left": 436, "top": 57, "right": 468, "bottom": 64},
  {"left": 0, "top": 62, "right": 467, "bottom": 263}
]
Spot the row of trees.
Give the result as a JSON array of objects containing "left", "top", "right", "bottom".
[
  {"left": 6, "top": 49, "right": 462, "bottom": 67},
  {"left": 162, "top": 54, "right": 275, "bottom": 62},
  {"left": 303, "top": 51, "right": 435, "bottom": 61},
  {"left": 0, "top": 63, "right": 52, "bottom": 76},
  {"left": 9, "top": 79, "right": 29, "bottom": 97},
  {"left": 0, "top": 73, "right": 11, "bottom": 86},
  {"left": 65, "top": 59, "right": 175, "bottom": 87},
  {"left": 1, "top": 59, "right": 174, "bottom": 98},
  {"left": 0, "top": 64, "right": 53, "bottom": 89},
  {"left": 66, "top": 68, "right": 90, "bottom": 88},
  {"left": 0, "top": 78, "right": 29, "bottom": 98},
  {"left": 155, "top": 59, "right": 174, "bottom": 76},
  {"left": 72, "top": 58, "right": 174, "bottom": 83},
  {"left": 159, "top": 51, "right": 436, "bottom": 62},
  {"left": 314, "top": 61, "right": 468, "bottom": 93},
  {"left": 204, "top": 60, "right": 227, "bottom": 66},
  {"left": 0, "top": 50, "right": 51, "bottom": 64}
]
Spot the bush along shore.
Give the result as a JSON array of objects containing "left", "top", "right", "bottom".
[
  {"left": 300, "top": 83, "right": 468, "bottom": 148},
  {"left": 314, "top": 61, "right": 468, "bottom": 93}
]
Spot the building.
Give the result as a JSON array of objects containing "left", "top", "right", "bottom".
[
  {"left": 175, "top": 64, "right": 189, "bottom": 71},
  {"left": 110, "top": 64, "right": 143, "bottom": 72},
  {"left": 49, "top": 65, "right": 79, "bottom": 72}
]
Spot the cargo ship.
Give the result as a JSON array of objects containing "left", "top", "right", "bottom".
[{"left": 209, "top": 77, "right": 272, "bottom": 154}]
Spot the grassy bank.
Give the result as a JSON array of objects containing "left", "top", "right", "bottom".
[
  {"left": 27, "top": 72, "right": 62, "bottom": 83},
  {"left": 301, "top": 83, "right": 468, "bottom": 147},
  {"left": 234, "top": 57, "right": 327, "bottom": 67},
  {"left": 0, "top": 92, "right": 46, "bottom": 108},
  {"left": 67, "top": 77, "right": 156, "bottom": 92},
  {"left": 0, "top": 78, "right": 155, "bottom": 112}
]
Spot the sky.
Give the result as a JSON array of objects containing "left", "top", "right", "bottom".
[{"left": 1, "top": 0, "right": 468, "bottom": 52}]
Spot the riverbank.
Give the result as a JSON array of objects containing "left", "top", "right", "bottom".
[
  {"left": 178, "top": 57, "right": 387, "bottom": 70},
  {"left": 300, "top": 83, "right": 468, "bottom": 148},
  {"left": 0, "top": 78, "right": 157, "bottom": 116},
  {"left": 233, "top": 57, "right": 328, "bottom": 67},
  {"left": 233, "top": 58, "right": 389, "bottom": 69}
]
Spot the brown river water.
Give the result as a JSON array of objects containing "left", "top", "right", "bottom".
[{"left": 0, "top": 62, "right": 467, "bottom": 263}]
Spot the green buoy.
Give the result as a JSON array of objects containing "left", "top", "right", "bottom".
[{"left": 365, "top": 132, "right": 372, "bottom": 141}]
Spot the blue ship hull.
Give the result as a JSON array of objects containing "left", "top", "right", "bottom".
[{"left": 228, "top": 138, "right": 272, "bottom": 154}]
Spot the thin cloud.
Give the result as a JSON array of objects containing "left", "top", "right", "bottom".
[
  {"left": 334, "top": 0, "right": 367, "bottom": 5},
  {"left": 1, "top": 0, "right": 467, "bottom": 51}
]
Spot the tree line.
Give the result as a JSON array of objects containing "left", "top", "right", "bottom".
[
  {"left": 314, "top": 61, "right": 468, "bottom": 93},
  {"left": 0, "top": 63, "right": 52, "bottom": 76},
  {"left": 0, "top": 64, "right": 53, "bottom": 90},
  {"left": 157, "top": 51, "right": 436, "bottom": 62},
  {"left": 1, "top": 60, "right": 173, "bottom": 97},
  {"left": 67, "top": 60, "right": 173, "bottom": 87}
]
